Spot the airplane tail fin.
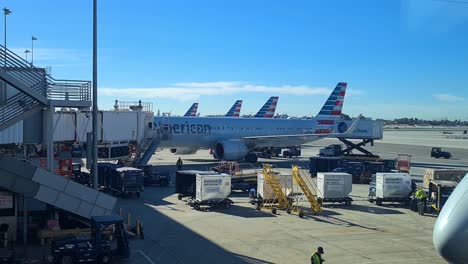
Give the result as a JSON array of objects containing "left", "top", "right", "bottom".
[
  {"left": 316, "top": 82, "right": 347, "bottom": 118},
  {"left": 314, "top": 82, "right": 347, "bottom": 133},
  {"left": 184, "top": 103, "right": 199, "bottom": 117},
  {"left": 254, "top": 96, "right": 278, "bottom": 118},
  {"left": 226, "top": 100, "right": 243, "bottom": 117}
]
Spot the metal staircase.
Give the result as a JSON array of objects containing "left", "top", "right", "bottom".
[
  {"left": 261, "top": 164, "right": 289, "bottom": 209},
  {"left": 291, "top": 166, "right": 322, "bottom": 213},
  {"left": 133, "top": 137, "right": 160, "bottom": 167},
  {"left": 0, "top": 44, "right": 91, "bottom": 132}
]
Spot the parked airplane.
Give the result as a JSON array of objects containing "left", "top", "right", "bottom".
[
  {"left": 255, "top": 96, "right": 278, "bottom": 118},
  {"left": 184, "top": 103, "right": 199, "bottom": 117},
  {"left": 433, "top": 173, "right": 468, "bottom": 264},
  {"left": 156, "top": 82, "right": 358, "bottom": 162},
  {"left": 225, "top": 100, "right": 243, "bottom": 117}
]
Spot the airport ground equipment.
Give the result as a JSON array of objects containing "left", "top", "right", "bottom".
[
  {"left": 431, "top": 147, "right": 452, "bottom": 159},
  {"left": 106, "top": 167, "right": 144, "bottom": 197},
  {"left": 291, "top": 166, "right": 322, "bottom": 213},
  {"left": 139, "top": 165, "right": 170, "bottom": 186},
  {"left": 319, "top": 144, "right": 342, "bottom": 157},
  {"left": 256, "top": 164, "right": 294, "bottom": 215},
  {"left": 50, "top": 215, "right": 129, "bottom": 264},
  {"left": 185, "top": 172, "right": 233, "bottom": 210},
  {"left": 71, "top": 163, "right": 90, "bottom": 186},
  {"left": 211, "top": 161, "right": 258, "bottom": 191},
  {"left": 310, "top": 156, "right": 395, "bottom": 183},
  {"left": 176, "top": 170, "right": 221, "bottom": 200},
  {"left": 369, "top": 173, "right": 412, "bottom": 206},
  {"left": 316, "top": 172, "right": 352, "bottom": 206},
  {"left": 428, "top": 180, "right": 458, "bottom": 215},
  {"left": 423, "top": 169, "right": 467, "bottom": 188},
  {"left": 396, "top": 154, "right": 411, "bottom": 173}
]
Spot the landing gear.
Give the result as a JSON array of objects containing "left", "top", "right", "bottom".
[{"left": 245, "top": 152, "right": 258, "bottom": 163}]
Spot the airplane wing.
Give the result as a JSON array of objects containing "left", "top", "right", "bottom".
[{"left": 241, "top": 115, "right": 362, "bottom": 148}]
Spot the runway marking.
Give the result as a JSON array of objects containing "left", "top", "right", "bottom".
[{"left": 137, "top": 250, "right": 155, "bottom": 264}]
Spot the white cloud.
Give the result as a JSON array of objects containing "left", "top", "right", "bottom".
[
  {"left": 432, "top": 93, "right": 465, "bottom": 102},
  {"left": 100, "top": 82, "right": 335, "bottom": 102}
]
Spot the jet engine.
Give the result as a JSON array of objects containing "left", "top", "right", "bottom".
[{"left": 214, "top": 141, "right": 248, "bottom": 161}]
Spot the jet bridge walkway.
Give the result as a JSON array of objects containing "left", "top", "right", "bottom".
[{"left": 0, "top": 155, "right": 116, "bottom": 219}]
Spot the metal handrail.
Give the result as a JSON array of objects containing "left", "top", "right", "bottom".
[
  {"left": 48, "top": 80, "right": 91, "bottom": 102},
  {"left": 0, "top": 45, "right": 92, "bottom": 104}
]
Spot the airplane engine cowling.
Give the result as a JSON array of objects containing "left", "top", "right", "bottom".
[{"left": 214, "top": 141, "right": 248, "bottom": 161}]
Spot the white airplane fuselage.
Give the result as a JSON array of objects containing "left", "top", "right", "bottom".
[{"left": 153, "top": 116, "right": 336, "bottom": 149}]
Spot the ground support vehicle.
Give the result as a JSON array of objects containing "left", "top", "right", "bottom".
[
  {"left": 106, "top": 167, "right": 144, "bottom": 197},
  {"left": 139, "top": 165, "right": 170, "bottom": 186},
  {"left": 428, "top": 180, "right": 458, "bottom": 215},
  {"left": 50, "top": 215, "right": 129, "bottom": 264},
  {"left": 431, "top": 147, "right": 452, "bottom": 159},
  {"left": 71, "top": 163, "right": 90, "bottom": 186},
  {"left": 319, "top": 144, "right": 342, "bottom": 157}
]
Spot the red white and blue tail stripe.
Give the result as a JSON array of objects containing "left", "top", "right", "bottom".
[
  {"left": 184, "top": 103, "right": 199, "bottom": 116},
  {"left": 315, "top": 82, "right": 347, "bottom": 133},
  {"left": 254, "top": 96, "right": 278, "bottom": 118},
  {"left": 226, "top": 100, "right": 242, "bottom": 117}
]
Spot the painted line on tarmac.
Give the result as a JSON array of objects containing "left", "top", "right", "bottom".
[{"left": 137, "top": 250, "right": 155, "bottom": 264}]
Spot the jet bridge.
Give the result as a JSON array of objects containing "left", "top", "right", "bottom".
[{"left": 0, "top": 155, "right": 116, "bottom": 219}]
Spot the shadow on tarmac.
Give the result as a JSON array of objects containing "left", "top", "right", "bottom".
[
  {"left": 192, "top": 204, "right": 277, "bottom": 218},
  {"left": 329, "top": 204, "right": 404, "bottom": 215},
  {"left": 118, "top": 192, "right": 280, "bottom": 264}
]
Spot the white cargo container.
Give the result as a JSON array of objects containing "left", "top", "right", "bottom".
[
  {"left": 335, "top": 119, "right": 384, "bottom": 140},
  {"left": 0, "top": 121, "right": 23, "bottom": 144},
  {"left": 257, "top": 170, "right": 292, "bottom": 200},
  {"left": 317, "top": 172, "right": 352, "bottom": 199},
  {"left": 376, "top": 173, "right": 412, "bottom": 199},
  {"left": 195, "top": 173, "right": 231, "bottom": 202}
]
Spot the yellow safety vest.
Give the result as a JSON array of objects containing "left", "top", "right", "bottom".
[
  {"left": 415, "top": 189, "right": 427, "bottom": 199},
  {"left": 311, "top": 253, "right": 321, "bottom": 264}
]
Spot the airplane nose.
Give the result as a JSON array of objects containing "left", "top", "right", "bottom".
[{"left": 432, "top": 174, "right": 468, "bottom": 264}]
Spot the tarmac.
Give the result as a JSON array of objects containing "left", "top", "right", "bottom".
[{"left": 115, "top": 134, "right": 468, "bottom": 264}]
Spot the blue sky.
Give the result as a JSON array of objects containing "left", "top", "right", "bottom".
[{"left": 6, "top": 0, "right": 468, "bottom": 120}]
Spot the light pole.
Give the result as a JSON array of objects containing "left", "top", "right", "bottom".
[
  {"left": 31, "top": 36, "right": 37, "bottom": 65},
  {"left": 24, "top": 49, "right": 30, "bottom": 62},
  {"left": 92, "top": 0, "right": 99, "bottom": 190},
  {"left": 3, "top": 7, "right": 11, "bottom": 67}
]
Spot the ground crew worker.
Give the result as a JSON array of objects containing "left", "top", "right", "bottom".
[
  {"left": 249, "top": 188, "right": 256, "bottom": 199},
  {"left": 311, "top": 246, "right": 324, "bottom": 264},
  {"left": 176, "top": 157, "right": 183, "bottom": 171},
  {"left": 414, "top": 187, "right": 427, "bottom": 215}
]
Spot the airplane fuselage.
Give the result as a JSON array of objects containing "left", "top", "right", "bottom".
[{"left": 153, "top": 116, "right": 337, "bottom": 149}]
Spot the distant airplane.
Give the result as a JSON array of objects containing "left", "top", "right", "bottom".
[
  {"left": 184, "top": 103, "right": 199, "bottom": 117},
  {"left": 433, "top": 173, "right": 468, "bottom": 264},
  {"left": 254, "top": 96, "right": 278, "bottom": 118},
  {"left": 225, "top": 100, "right": 243, "bottom": 117},
  {"left": 155, "top": 82, "right": 360, "bottom": 162}
]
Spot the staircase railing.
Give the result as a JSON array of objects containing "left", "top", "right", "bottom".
[
  {"left": 0, "top": 45, "right": 91, "bottom": 103},
  {"left": 0, "top": 92, "right": 40, "bottom": 126},
  {"left": 49, "top": 79, "right": 91, "bottom": 102},
  {"left": 0, "top": 45, "right": 48, "bottom": 97}
]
